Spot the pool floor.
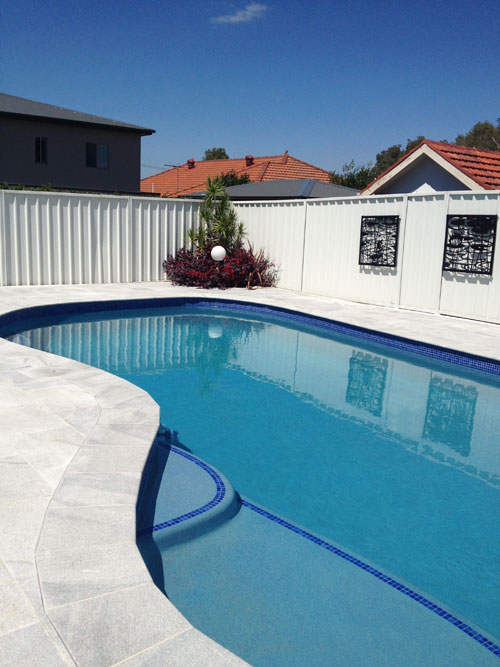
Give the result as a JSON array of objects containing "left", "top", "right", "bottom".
[{"left": 139, "top": 444, "right": 499, "bottom": 667}]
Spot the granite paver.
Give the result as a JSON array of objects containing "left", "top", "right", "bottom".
[{"left": 0, "top": 282, "right": 498, "bottom": 665}]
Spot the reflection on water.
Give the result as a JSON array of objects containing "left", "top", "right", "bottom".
[
  {"left": 346, "top": 351, "right": 388, "bottom": 417},
  {"left": 11, "top": 314, "right": 263, "bottom": 377},
  {"left": 7, "top": 308, "right": 500, "bottom": 487},
  {"left": 423, "top": 376, "right": 477, "bottom": 456},
  {"left": 190, "top": 317, "right": 264, "bottom": 395}
]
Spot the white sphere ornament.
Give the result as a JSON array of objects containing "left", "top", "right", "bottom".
[
  {"left": 208, "top": 323, "right": 223, "bottom": 339},
  {"left": 211, "top": 245, "right": 226, "bottom": 262}
]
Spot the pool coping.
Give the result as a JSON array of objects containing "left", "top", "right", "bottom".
[{"left": 0, "top": 282, "right": 499, "bottom": 665}]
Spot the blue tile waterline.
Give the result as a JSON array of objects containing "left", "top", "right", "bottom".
[
  {"left": 140, "top": 445, "right": 500, "bottom": 659},
  {"left": 184, "top": 300, "right": 500, "bottom": 377},
  {"left": 1, "top": 295, "right": 499, "bottom": 376},
  {"left": 137, "top": 444, "right": 226, "bottom": 536}
]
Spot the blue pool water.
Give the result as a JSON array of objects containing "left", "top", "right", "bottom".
[{"left": 3, "top": 300, "right": 500, "bottom": 662}]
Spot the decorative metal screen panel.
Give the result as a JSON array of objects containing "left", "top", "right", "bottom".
[
  {"left": 346, "top": 351, "right": 388, "bottom": 417},
  {"left": 422, "top": 376, "right": 477, "bottom": 456},
  {"left": 359, "top": 215, "right": 400, "bottom": 267},
  {"left": 442, "top": 215, "right": 497, "bottom": 275}
]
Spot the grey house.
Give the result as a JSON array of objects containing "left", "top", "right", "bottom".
[
  {"left": 0, "top": 93, "right": 155, "bottom": 192},
  {"left": 189, "top": 179, "right": 359, "bottom": 200}
]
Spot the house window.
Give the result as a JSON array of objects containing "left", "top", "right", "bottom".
[
  {"left": 442, "top": 214, "right": 497, "bottom": 275},
  {"left": 35, "top": 137, "right": 47, "bottom": 164},
  {"left": 359, "top": 215, "right": 400, "bottom": 267},
  {"left": 86, "top": 142, "right": 109, "bottom": 168}
]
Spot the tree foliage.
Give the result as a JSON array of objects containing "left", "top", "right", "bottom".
[
  {"left": 214, "top": 170, "right": 251, "bottom": 187},
  {"left": 455, "top": 119, "right": 500, "bottom": 151},
  {"left": 331, "top": 116, "right": 500, "bottom": 191},
  {"left": 330, "top": 137, "right": 426, "bottom": 189},
  {"left": 204, "top": 147, "right": 229, "bottom": 160},
  {"left": 372, "top": 136, "right": 425, "bottom": 178},
  {"left": 329, "top": 161, "right": 374, "bottom": 190}
]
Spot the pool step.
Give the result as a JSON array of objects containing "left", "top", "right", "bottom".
[{"left": 136, "top": 431, "right": 241, "bottom": 549}]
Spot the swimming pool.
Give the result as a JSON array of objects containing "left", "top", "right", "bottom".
[{"left": 3, "top": 298, "right": 500, "bottom": 664}]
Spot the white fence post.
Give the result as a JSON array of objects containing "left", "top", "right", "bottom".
[
  {"left": 395, "top": 194, "right": 409, "bottom": 308},
  {"left": 299, "top": 201, "right": 308, "bottom": 292},
  {"left": 0, "top": 190, "right": 5, "bottom": 287}
]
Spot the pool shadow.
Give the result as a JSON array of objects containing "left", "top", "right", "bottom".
[{"left": 136, "top": 424, "right": 192, "bottom": 594}]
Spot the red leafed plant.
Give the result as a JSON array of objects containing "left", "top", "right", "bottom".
[
  {"left": 163, "top": 179, "right": 278, "bottom": 289},
  {"left": 162, "top": 244, "right": 278, "bottom": 289}
]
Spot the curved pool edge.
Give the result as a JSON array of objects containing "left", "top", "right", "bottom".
[
  {"left": 0, "top": 307, "right": 250, "bottom": 664},
  {"left": 138, "top": 442, "right": 241, "bottom": 548},
  {"left": 0, "top": 282, "right": 499, "bottom": 666}
]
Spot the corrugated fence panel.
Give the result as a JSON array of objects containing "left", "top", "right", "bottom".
[
  {"left": 0, "top": 191, "right": 200, "bottom": 286},
  {"left": 235, "top": 201, "right": 306, "bottom": 291},
  {"left": 303, "top": 196, "right": 406, "bottom": 306},
  {"left": 3, "top": 192, "right": 18, "bottom": 285},
  {"left": 2, "top": 189, "right": 500, "bottom": 324},
  {"left": 439, "top": 193, "right": 500, "bottom": 323},
  {"left": 399, "top": 194, "right": 447, "bottom": 313}
]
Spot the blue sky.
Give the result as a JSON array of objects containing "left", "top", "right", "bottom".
[{"left": 2, "top": 1, "right": 499, "bottom": 178}]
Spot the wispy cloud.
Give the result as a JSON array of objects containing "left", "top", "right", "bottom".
[{"left": 211, "top": 3, "right": 269, "bottom": 25}]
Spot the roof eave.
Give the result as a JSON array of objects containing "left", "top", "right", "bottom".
[
  {"left": 0, "top": 110, "right": 155, "bottom": 136},
  {"left": 361, "top": 143, "right": 481, "bottom": 194}
]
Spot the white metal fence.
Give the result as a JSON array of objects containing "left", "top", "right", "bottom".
[
  {"left": 1, "top": 189, "right": 500, "bottom": 324},
  {"left": 235, "top": 191, "right": 500, "bottom": 324},
  {"left": 0, "top": 190, "right": 199, "bottom": 286}
]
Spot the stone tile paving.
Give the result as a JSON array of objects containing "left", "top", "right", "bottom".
[{"left": 0, "top": 282, "right": 498, "bottom": 666}]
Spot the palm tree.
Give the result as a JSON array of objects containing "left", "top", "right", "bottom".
[{"left": 188, "top": 177, "right": 245, "bottom": 252}]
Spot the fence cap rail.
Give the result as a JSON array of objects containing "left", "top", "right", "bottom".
[
  {"left": 0, "top": 189, "right": 200, "bottom": 203},
  {"left": 233, "top": 189, "right": 500, "bottom": 207}
]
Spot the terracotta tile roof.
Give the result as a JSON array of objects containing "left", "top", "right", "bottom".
[
  {"left": 140, "top": 151, "right": 331, "bottom": 196},
  {"left": 426, "top": 140, "right": 500, "bottom": 190},
  {"left": 361, "top": 140, "right": 500, "bottom": 193}
]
